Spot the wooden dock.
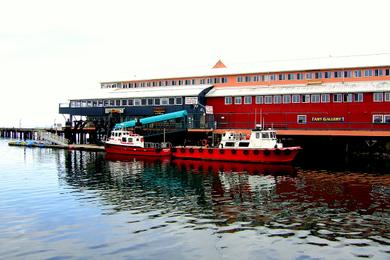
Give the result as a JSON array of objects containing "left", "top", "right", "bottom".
[{"left": 8, "top": 141, "right": 104, "bottom": 152}]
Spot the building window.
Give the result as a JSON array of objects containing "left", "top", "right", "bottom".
[
  {"left": 302, "top": 94, "right": 310, "bottom": 103},
  {"left": 175, "top": 97, "right": 182, "bottom": 105},
  {"left": 253, "top": 75, "right": 259, "bottom": 82},
  {"left": 384, "top": 115, "right": 390, "bottom": 124},
  {"left": 297, "top": 115, "right": 307, "bottom": 124},
  {"left": 374, "top": 69, "right": 383, "bottom": 76},
  {"left": 273, "top": 95, "right": 282, "bottom": 104},
  {"left": 245, "top": 76, "right": 251, "bottom": 82},
  {"left": 354, "top": 70, "right": 362, "bottom": 77},
  {"left": 311, "top": 94, "right": 320, "bottom": 103},
  {"left": 225, "top": 96, "right": 232, "bottom": 105},
  {"left": 148, "top": 98, "right": 153, "bottom": 106},
  {"left": 171, "top": 80, "right": 176, "bottom": 86},
  {"left": 354, "top": 93, "right": 363, "bottom": 102},
  {"left": 115, "top": 100, "right": 121, "bottom": 106},
  {"left": 214, "top": 78, "right": 220, "bottom": 84},
  {"left": 237, "top": 76, "right": 243, "bottom": 82},
  {"left": 373, "top": 92, "right": 384, "bottom": 102},
  {"left": 244, "top": 96, "right": 252, "bottom": 104},
  {"left": 296, "top": 73, "right": 303, "bottom": 80},
  {"left": 334, "top": 71, "right": 342, "bottom": 78},
  {"left": 121, "top": 99, "right": 128, "bottom": 106},
  {"left": 269, "top": 74, "right": 276, "bottom": 81},
  {"left": 315, "top": 72, "right": 322, "bottom": 79},
  {"left": 321, "top": 94, "right": 330, "bottom": 103},
  {"left": 364, "top": 69, "right": 373, "bottom": 77},
  {"left": 283, "top": 95, "right": 291, "bottom": 104},
  {"left": 344, "top": 71, "right": 352, "bottom": 78},
  {"left": 169, "top": 98, "right": 175, "bottom": 105},
  {"left": 98, "top": 100, "right": 103, "bottom": 107},
  {"left": 141, "top": 99, "right": 147, "bottom": 106},
  {"left": 265, "top": 96, "right": 273, "bottom": 104},
  {"left": 385, "top": 92, "right": 390, "bottom": 102},
  {"left": 200, "top": 79, "right": 205, "bottom": 84},
  {"left": 147, "top": 82, "right": 151, "bottom": 87},
  {"left": 128, "top": 99, "right": 133, "bottom": 106},
  {"left": 192, "top": 79, "right": 196, "bottom": 85},
  {"left": 292, "top": 95, "right": 300, "bottom": 103},
  {"left": 255, "top": 96, "right": 263, "bottom": 104},
  {"left": 333, "top": 94, "right": 343, "bottom": 102},
  {"left": 109, "top": 100, "right": 115, "bottom": 106},
  {"left": 373, "top": 114, "right": 383, "bottom": 124},
  {"left": 185, "top": 80, "right": 190, "bottom": 85},
  {"left": 287, "top": 74, "right": 294, "bottom": 80},
  {"left": 221, "top": 77, "right": 228, "bottom": 83},
  {"left": 134, "top": 99, "right": 141, "bottom": 106},
  {"left": 234, "top": 96, "right": 242, "bottom": 104},
  {"left": 344, "top": 93, "right": 353, "bottom": 102},
  {"left": 306, "top": 73, "right": 313, "bottom": 79},
  {"left": 178, "top": 80, "right": 183, "bottom": 85},
  {"left": 324, "top": 72, "right": 331, "bottom": 79},
  {"left": 278, "top": 74, "right": 286, "bottom": 80},
  {"left": 154, "top": 98, "right": 160, "bottom": 105},
  {"left": 386, "top": 69, "right": 390, "bottom": 76},
  {"left": 161, "top": 98, "right": 168, "bottom": 105}
]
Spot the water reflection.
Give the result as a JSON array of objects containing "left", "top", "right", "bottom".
[{"left": 60, "top": 152, "right": 390, "bottom": 243}]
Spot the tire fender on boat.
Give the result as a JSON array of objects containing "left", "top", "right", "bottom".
[
  {"left": 243, "top": 150, "right": 249, "bottom": 155},
  {"left": 198, "top": 148, "right": 203, "bottom": 153},
  {"left": 180, "top": 148, "right": 186, "bottom": 153},
  {"left": 253, "top": 150, "right": 259, "bottom": 155},
  {"left": 219, "top": 149, "right": 224, "bottom": 154},
  {"left": 264, "top": 150, "right": 270, "bottom": 156},
  {"left": 231, "top": 149, "right": 237, "bottom": 155},
  {"left": 284, "top": 149, "right": 291, "bottom": 155},
  {"left": 274, "top": 149, "right": 281, "bottom": 155},
  {"left": 189, "top": 148, "right": 194, "bottom": 153}
]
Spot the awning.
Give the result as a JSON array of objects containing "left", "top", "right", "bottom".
[
  {"left": 114, "top": 110, "right": 188, "bottom": 129},
  {"left": 72, "top": 85, "right": 212, "bottom": 100},
  {"left": 206, "top": 81, "right": 390, "bottom": 97}
]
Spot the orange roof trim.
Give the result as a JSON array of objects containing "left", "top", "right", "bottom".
[{"left": 212, "top": 59, "right": 227, "bottom": 69}]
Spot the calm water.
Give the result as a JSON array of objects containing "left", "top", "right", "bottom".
[{"left": 0, "top": 139, "right": 389, "bottom": 259}]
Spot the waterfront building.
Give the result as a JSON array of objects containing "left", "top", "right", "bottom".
[{"left": 59, "top": 54, "right": 390, "bottom": 132}]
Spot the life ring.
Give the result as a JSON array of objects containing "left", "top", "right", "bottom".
[
  {"left": 201, "top": 139, "right": 208, "bottom": 146},
  {"left": 284, "top": 149, "right": 291, "bottom": 155},
  {"left": 198, "top": 148, "right": 203, "bottom": 153},
  {"left": 208, "top": 149, "right": 213, "bottom": 154},
  {"left": 253, "top": 150, "right": 259, "bottom": 155},
  {"left": 189, "top": 148, "right": 194, "bottom": 153},
  {"left": 231, "top": 149, "right": 237, "bottom": 155},
  {"left": 243, "top": 150, "right": 249, "bottom": 155},
  {"left": 274, "top": 149, "right": 281, "bottom": 155},
  {"left": 180, "top": 148, "right": 186, "bottom": 153},
  {"left": 264, "top": 149, "right": 270, "bottom": 156},
  {"left": 219, "top": 149, "right": 225, "bottom": 154}
]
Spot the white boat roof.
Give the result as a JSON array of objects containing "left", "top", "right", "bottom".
[
  {"left": 102, "top": 53, "right": 390, "bottom": 83},
  {"left": 71, "top": 85, "right": 212, "bottom": 100},
  {"left": 206, "top": 81, "right": 390, "bottom": 97}
]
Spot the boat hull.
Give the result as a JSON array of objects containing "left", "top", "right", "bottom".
[
  {"left": 172, "top": 146, "right": 300, "bottom": 163},
  {"left": 105, "top": 143, "right": 171, "bottom": 157}
]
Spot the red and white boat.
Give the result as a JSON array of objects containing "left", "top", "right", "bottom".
[
  {"left": 105, "top": 130, "right": 171, "bottom": 157},
  {"left": 172, "top": 125, "right": 301, "bottom": 163}
]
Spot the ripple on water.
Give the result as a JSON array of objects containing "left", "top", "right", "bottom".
[{"left": 0, "top": 140, "right": 389, "bottom": 259}]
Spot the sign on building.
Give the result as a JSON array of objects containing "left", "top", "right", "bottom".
[
  {"left": 185, "top": 97, "right": 198, "bottom": 105},
  {"left": 105, "top": 108, "right": 124, "bottom": 114},
  {"left": 205, "top": 105, "right": 213, "bottom": 114}
]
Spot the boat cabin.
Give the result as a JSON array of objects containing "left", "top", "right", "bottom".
[
  {"left": 220, "top": 125, "right": 283, "bottom": 149},
  {"left": 108, "top": 130, "right": 145, "bottom": 148}
]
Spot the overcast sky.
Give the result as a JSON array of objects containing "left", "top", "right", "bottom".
[{"left": 1, "top": 0, "right": 389, "bottom": 127}]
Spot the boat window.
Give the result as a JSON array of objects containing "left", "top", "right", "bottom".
[
  {"left": 128, "top": 138, "right": 133, "bottom": 142},
  {"left": 118, "top": 132, "right": 122, "bottom": 137},
  {"left": 256, "top": 133, "right": 260, "bottom": 139},
  {"left": 225, "top": 142, "right": 235, "bottom": 147},
  {"left": 262, "top": 132, "right": 270, "bottom": 139},
  {"left": 238, "top": 142, "right": 250, "bottom": 147},
  {"left": 136, "top": 138, "right": 139, "bottom": 141},
  {"left": 271, "top": 132, "right": 276, "bottom": 139},
  {"left": 122, "top": 137, "right": 126, "bottom": 142}
]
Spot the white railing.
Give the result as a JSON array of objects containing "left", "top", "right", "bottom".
[{"left": 37, "top": 131, "right": 70, "bottom": 146}]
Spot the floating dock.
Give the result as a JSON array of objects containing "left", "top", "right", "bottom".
[{"left": 8, "top": 141, "right": 104, "bottom": 152}]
